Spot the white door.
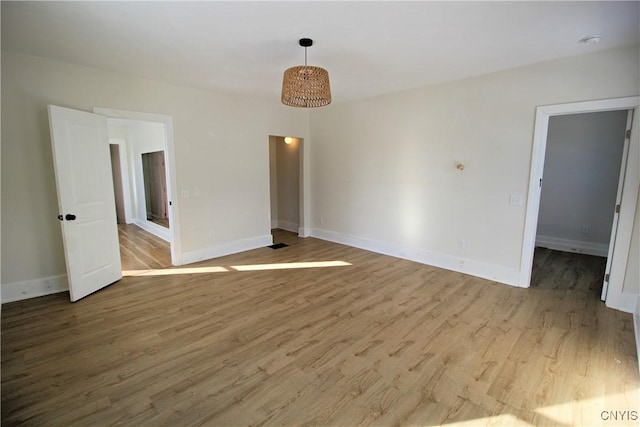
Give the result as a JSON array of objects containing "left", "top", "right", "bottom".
[
  {"left": 602, "top": 110, "right": 634, "bottom": 301},
  {"left": 48, "top": 105, "right": 122, "bottom": 302}
]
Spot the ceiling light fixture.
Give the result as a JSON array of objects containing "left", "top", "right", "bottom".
[
  {"left": 284, "top": 137, "right": 294, "bottom": 144},
  {"left": 281, "top": 38, "right": 332, "bottom": 108}
]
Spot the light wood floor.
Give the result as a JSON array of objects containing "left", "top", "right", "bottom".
[
  {"left": 2, "top": 231, "right": 638, "bottom": 426},
  {"left": 118, "top": 223, "right": 172, "bottom": 270}
]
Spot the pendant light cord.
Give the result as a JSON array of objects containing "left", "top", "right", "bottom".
[{"left": 304, "top": 46, "right": 308, "bottom": 66}]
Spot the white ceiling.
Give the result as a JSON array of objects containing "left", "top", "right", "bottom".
[{"left": 2, "top": 1, "right": 639, "bottom": 104}]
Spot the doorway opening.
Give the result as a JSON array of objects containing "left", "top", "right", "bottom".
[
  {"left": 269, "top": 135, "right": 303, "bottom": 242},
  {"left": 534, "top": 110, "right": 629, "bottom": 296},
  {"left": 520, "top": 97, "right": 639, "bottom": 313},
  {"left": 142, "top": 151, "right": 169, "bottom": 228},
  {"left": 109, "top": 144, "right": 126, "bottom": 224},
  {"left": 96, "top": 107, "right": 181, "bottom": 267},
  {"left": 110, "top": 143, "right": 172, "bottom": 267}
]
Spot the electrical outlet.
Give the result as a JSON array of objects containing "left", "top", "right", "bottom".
[
  {"left": 320, "top": 217, "right": 324, "bottom": 225},
  {"left": 458, "top": 239, "right": 466, "bottom": 249},
  {"left": 582, "top": 225, "right": 590, "bottom": 234},
  {"left": 181, "top": 189, "right": 190, "bottom": 198},
  {"left": 209, "top": 230, "right": 215, "bottom": 238}
]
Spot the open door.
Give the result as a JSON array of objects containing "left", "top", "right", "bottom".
[
  {"left": 48, "top": 105, "right": 122, "bottom": 302},
  {"left": 602, "top": 110, "right": 634, "bottom": 300}
]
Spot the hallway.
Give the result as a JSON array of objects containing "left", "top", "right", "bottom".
[{"left": 118, "top": 224, "right": 171, "bottom": 271}]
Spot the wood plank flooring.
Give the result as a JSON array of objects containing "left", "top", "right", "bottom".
[
  {"left": 118, "top": 224, "right": 171, "bottom": 270},
  {"left": 2, "top": 234, "right": 638, "bottom": 426}
]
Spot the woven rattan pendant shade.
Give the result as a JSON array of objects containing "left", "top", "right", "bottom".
[{"left": 281, "top": 38, "right": 331, "bottom": 108}]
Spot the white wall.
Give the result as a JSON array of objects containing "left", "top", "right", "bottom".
[
  {"left": 1, "top": 50, "right": 310, "bottom": 295},
  {"left": 1, "top": 45, "right": 638, "bottom": 302},
  {"left": 309, "top": 45, "right": 639, "bottom": 286},
  {"left": 536, "top": 111, "right": 628, "bottom": 256}
]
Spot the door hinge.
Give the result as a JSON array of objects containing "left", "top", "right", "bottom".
[
  {"left": 626, "top": 129, "right": 631, "bottom": 139},
  {"left": 615, "top": 204, "right": 621, "bottom": 213},
  {"left": 604, "top": 273, "right": 610, "bottom": 282}
]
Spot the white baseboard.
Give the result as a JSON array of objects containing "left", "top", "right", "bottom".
[
  {"left": 536, "top": 235, "right": 608, "bottom": 257},
  {"left": 3, "top": 234, "right": 273, "bottom": 303},
  {"left": 134, "top": 219, "right": 170, "bottom": 242},
  {"left": 635, "top": 296, "right": 640, "bottom": 375},
  {"left": 182, "top": 234, "right": 273, "bottom": 265},
  {"left": 276, "top": 220, "right": 299, "bottom": 234},
  {"left": 310, "top": 228, "right": 520, "bottom": 287},
  {"left": 2, "top": 275, "right": 68, "bottom": 304}
]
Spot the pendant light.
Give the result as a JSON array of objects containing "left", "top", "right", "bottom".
[{"left": 281, "top": 38, "right": 332, "bottom": 108}]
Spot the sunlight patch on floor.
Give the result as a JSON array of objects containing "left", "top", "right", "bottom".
[
  {"left": 122, "top": 260, "right": 352, "bottom": 277},
  {"left": 534, "top": 390, "right": 640, "bottom": 427},
  {"left": 231, "top": 260, "right": 351, "bottom": 271},
  {"left": 441, "top": 414, "right": 530, "bottom": 426},
  {"left": 122, "top": 266, "right": 230, "bottom": 276}
]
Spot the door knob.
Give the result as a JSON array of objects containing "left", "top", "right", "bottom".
[{"left": 65, "top": 214, "right": 77, "bottom": 221}]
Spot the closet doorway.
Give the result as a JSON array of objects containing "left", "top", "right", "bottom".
[
  {"left": 520, "top": 96, "right": 639, "bottom": 313},
  {"left": 142, "top": 151, "right": 169, "bottom": 229},
  {"left": 535, "top": 110, "right": 630, "bottom": 296},
  {"left": 269, "top": 135, "right": 303, "bottom": 239}
]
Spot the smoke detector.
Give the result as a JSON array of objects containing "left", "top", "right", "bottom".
[{"left": 579, "top": 35, "right": 602, "bottom": 45}]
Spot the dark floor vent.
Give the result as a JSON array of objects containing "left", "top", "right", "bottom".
[{"left": 268, "top": 243, "right": 289, "bottom": 249}]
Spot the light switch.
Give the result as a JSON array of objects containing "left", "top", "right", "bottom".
[{"left": 509, "top": 195, "right": 523, "bottom": 206}]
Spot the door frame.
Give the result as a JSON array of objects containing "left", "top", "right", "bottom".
[
  {"left": 519, "top": 96, "right": 639, "bottom": 313},
  {"left": 94, "top": 107, "right": 182, "bottom": 266}
]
